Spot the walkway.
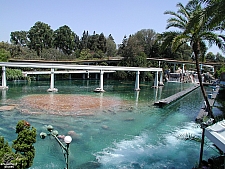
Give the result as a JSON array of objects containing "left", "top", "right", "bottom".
[
  {"left": 196, "top": 86, "right": 220, "bottom": 121},
  {"left": 0, "top": 62, "right": 163, "bottom": 92},
  {"left": 154, "top": 84, "right": 200, "bottom": 107}
]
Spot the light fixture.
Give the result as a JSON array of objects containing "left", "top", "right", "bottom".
[{"left": 40, "top": 125, "right": 72, "bottom": 169}]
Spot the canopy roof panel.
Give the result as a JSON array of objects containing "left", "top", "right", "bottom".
[{"left": 205, "top": 120, "right": 225, "bottom": 153}]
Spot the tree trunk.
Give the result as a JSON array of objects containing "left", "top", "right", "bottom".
[{"left": 193, "top": 49, "right": 215, "bottom": 119}]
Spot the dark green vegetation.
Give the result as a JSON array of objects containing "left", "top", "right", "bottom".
[{"left": 0, "top": 120, "right": 36, "bottom": 169}]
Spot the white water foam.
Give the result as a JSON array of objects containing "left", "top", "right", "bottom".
[{"left": 95, "top": 122, "right": 201, "bottom": 169}]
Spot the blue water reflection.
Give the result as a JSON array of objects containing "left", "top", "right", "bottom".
[{"left": 0, "top": 80, "right": 217, "bottom": 169}]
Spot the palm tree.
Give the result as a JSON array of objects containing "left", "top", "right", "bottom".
[
  {"left": 199, "top": 0, "right": 225, "bottom": 30},
  {"left": 159, "top": 0, "right": 225, "bottom": 119}
]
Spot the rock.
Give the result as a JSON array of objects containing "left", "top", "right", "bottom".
[
  {"left": 0, "top": 105, "right": 15, "bottom": 111},
  {"left": 124, "top": 118, "right": 135, "bottom": 121},
  {"left": 101, "top": 125, "right": 109, "bottom": 130},
  {"left": 68, "top": 130, "right": 80, "bottom": 140},
  {"left": 57, "top": 135, "right": 65, "bottom": 139},
  {"left": 76, "top": 112, "right": 94, "bottom": 116}
]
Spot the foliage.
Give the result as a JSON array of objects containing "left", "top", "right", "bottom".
[
  {"left": 177, "top": 133, "right": 201, "bottom": 142},
  {"left": 6, "top": 68, "right": 24, "bottom": 80},
  {"left": 10, "top": 31, "right": 28, "bottom": 47},
  {"left": 13, "top": 120, "right": 36, "bottom": 168},
  {"left": 197, "top": 0, "right": 225, "bottom": 31},
  {"left": 53, "top": 25, "right": 78, "bottom": 55},
  {"left": 158, "top": 0, "right": 225, "bottom": 119},
  {"left": 214, "top": 65, "right": 225, "bottom": 78},
  {"left": 113, "top": 71, "right": 128, "bottom": 80},
  {"left": 0, "top": 120, "right": 36, "bottom": 169},
  {"left": 106, "top": 34, "right": 117, "bottom": 57},
  {"left": 79, "top": 49, "right": 92, "bottom": 60},
  {"left": 0, "top": 48, "right": 10, "bottom": 62},
  {"left": 27, "top": 21, "right": 54, "bottom": 56},
  {"left": 5, "top": 19, "right": 224, "bottom": 63},
  {"left": 215, "top": 88, "right": 225, "bottom": 117}
]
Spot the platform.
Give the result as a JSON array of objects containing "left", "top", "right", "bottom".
[
  {"left": 154, "top": 85, "right": 200, "bottom": 107},
  {"left": 196, "top": 86, "right": 220, "bottom": 121}
]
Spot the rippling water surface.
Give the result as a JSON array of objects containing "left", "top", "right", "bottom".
[{"left": 0, "top": 80, "right": 217, "bottom": 169}]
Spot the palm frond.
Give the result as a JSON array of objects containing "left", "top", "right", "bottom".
[
  {"left": 171, "top": 34, "right": 190, "bottom": 52},
  {"left": 177, "top": 133, "right": 201, "bottom": 142}
]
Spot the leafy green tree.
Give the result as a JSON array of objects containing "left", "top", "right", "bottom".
[
  {"left": 98, "top": 33, "right": 107, "bottom": 53},
  {"left": 106, "top": 34, "right": 117, "bottom": 57},
  {"left": 0, "top": 48, "right": 10, "bottom": 62},
  {"left": 88, "top": 31, "right": 99, "bottom": 52},
  {"left": 159, "top": 0, "right": 225, "bottom": 118},
  {"left": 150, "top": 41, "right": 161, "bottom": 58},
  {"left": 28, "top": 21, "right": 53, "bottom": 56},
  {"left": 53, "top": 25, "right": 76, "bottom": 55},
  {"left": 199, "top": 0, "right": 225, "bottom": 30},
  {"left": 6, "top": 68, "right": 23, "bottom": 80},
  {"left": 0, "top": 120, "right": 36, "bottom": 169},
  {"left": 215, "top": 52, "right": 225, "bottom": 62},
  {"left": 13, "top": 120, "right": 36, "bottom": 168},
  {"left": 215, "top": 65, "right": 225, "bottom": 78},
  {"left": 133, "top": 29, "right": 157, "bottom": 57},
  {"left": 175, "top": 43, "right": 192, "bottom": 61},
  {"left": 10, "top": 31, "right": 28, "bottom": 47},
  {"left": 80, "top": 30, "right": 89, "bottom": 50},
  {"left": 205, "top": 52, "right": 215, "bottom": 62},
  {"left": 79, "top": 49, "right": 92, "bottom": 60},
  {"left": 118, "top": 35, "right": 128, "bottom": 56}
]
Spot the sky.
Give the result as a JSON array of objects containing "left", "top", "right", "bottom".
[{"left": 0, "top": 0, "right": 222, "bottom": 54}]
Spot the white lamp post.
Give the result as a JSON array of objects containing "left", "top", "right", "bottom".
[
  {"left": 40, "top": 125, "right": 72, "bottom": 169},
  {"left": 64, "top": 136, "right": 72, "bottom": 169}
]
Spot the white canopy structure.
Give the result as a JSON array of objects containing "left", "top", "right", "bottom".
[
  {"left": 205, "top": 120, "right": 225, "bottom": 153},
  {"left": 0, "top": 62, "right": 163, "bottom": 91}
]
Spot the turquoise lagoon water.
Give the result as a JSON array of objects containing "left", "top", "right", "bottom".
[{"left": 0, "top": 80, "right": 218, "bottom": 169}]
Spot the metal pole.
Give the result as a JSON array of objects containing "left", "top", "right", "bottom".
[
  {"left": 66, "top": 144, "right": 69, "bottom": 169},
  {"left": 198, "top": 127, "right": 205, "bottom": 168}
]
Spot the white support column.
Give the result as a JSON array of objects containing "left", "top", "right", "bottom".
[
  {"left": 153, "top": 71, "right": 159, "bottom": 88},
  {"left": 154, "top": 87, "right": 158, "bottom": 103},
  {"left": 182, "top": 64, "right": 185, "bottom": 74},
  {"left": 135, "top": 91, "right": 140, "bottom": 107},
  {"left": 0, "top": 66, "right": 8, "bottom": 89},
  {"left": 1, "top": 90, "right": 6, "bottom": 104},
  {"left": 83, "top": 73, "right": 85, "bottom": 79},
  {"left": 47, "top": 68, "right": 58, "bottom": 92},
  {"left": 159, "top": 71, "right": 164, "bottom": 86},
  {"left": 200, "top": 64, "right": 203, "bottom": 72},
  {"left": 134, "top": 71, "right": 140, "bottom": 91},
  {"left": 87, "top": 71, "right": 90, "bottom": 79},
  {"left": 173, "top": 63, "right": 176, "bottom": 73},
  {"left": 159, "top": 61, "right": 161, "bottom": 68},
  {"left": 212, "top": 66, "right": 214, "bottom": 73},
  {"left": 99, "top": 70, "right": 104, "bottom": 92}
]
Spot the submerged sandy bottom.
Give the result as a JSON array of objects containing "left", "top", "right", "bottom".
[{"left": 18, "top": 94, "right": 126, "bottom": 116}]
